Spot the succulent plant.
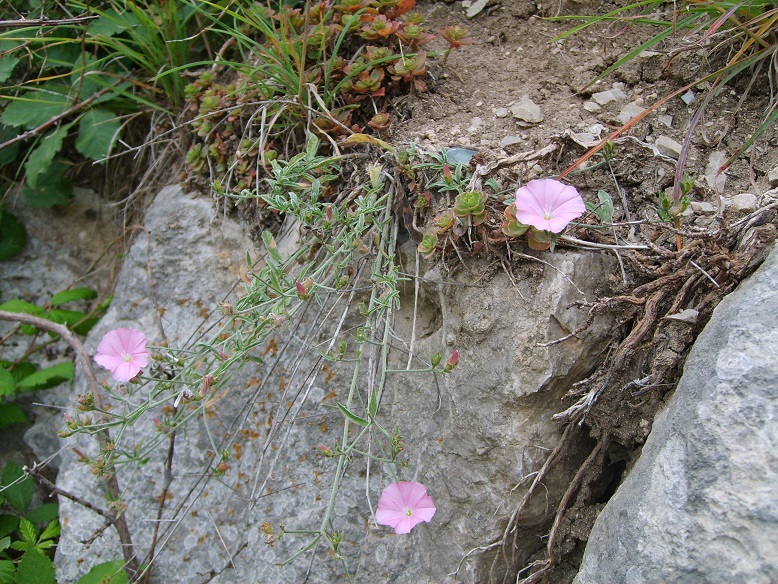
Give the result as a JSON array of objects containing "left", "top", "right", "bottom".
[
  {"left": 418, "top": 232, "right": 438, "bottom": 259},
  {"left": 453, "top": 191, "right": 488, "bottom": 225}
]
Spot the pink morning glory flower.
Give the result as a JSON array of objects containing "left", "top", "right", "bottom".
[
  {"left": 94, "top": 328, "right": 149, "bottom": 382},
  {"left": 375, "top": 481, "right": 436, "bottom": 534},
  {"left": 515, "top": 178, "right": 586, "bottom": 233}
]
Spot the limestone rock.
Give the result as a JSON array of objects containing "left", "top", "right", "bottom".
[
  {"left": 655, "top": 135, "right": 683, "bottom": 159},
  {"left": 55, "top": 186, "right": 620, "bottom": 583},
  {"left": 575, "top": 248, "right": 778, "bottom": 584},
  {"left": 509, "top": 95, "right": 544, "bottom": 125}
]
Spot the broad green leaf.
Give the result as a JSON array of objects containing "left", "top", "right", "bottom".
[
  {"left": 0, "top": 55, "right": 20, "bottom": 84},
  {"left": 25, "top": 503, "right": 58, "bottom": 526},
  {"left": 336, "top": 403, "right": 369, "bottom": 427},
  {"left": 26, "top": 124, "right": 70, "bottom": 188},
  {"left": 0, "top": 515, "right": 18, "bottom": 539},
  {"left": 0, "top": 536, "right": 8, "bottom": 552},
  {"left": 16, "top": 362, "right": 74, "bottom": 392},
  {"left": 77, "top": 560, "right": 130, "bottom": 584},
  {"left": 50, "top": 287, "right": 98, "bottom": 306},
  {"left": 43, "top": 308, "right": 87, "bottom": 327},
  {"left": 0, "top": 369, "right": 14, "bottom": 398},
  {"left": 76, "top": 109, "right": 121, "bottom": 161},
  {"left": 15, "top": 548, "right": 56, "bottom": 584},
  {"left": 88, "top": 9, "right": 140, "bottom": 36},
  {"left": 0, "top": 210, "right": 26, "bottom": 260},
  {"left": 0, "top": 559, "right": 14, "bottom": 584},
  {"left": 18, "top": 518, "right": 37, "bottom": 546},
  {"left": 72, "top": 317, "right": 99, "bottom": 336},
  {"left": 1, "top": 462, "right": 33, "bottom": 514},
  {"left": 19, "top": 160, "right": 72, "bottom": 207},
  {"left": 0, "top": 87, "right": 71, "bottom": 129},
  {"left": 38, "top": 519, "right": 59, "bottom": 543},
  {"left": 6, "top": 362, "right": 37, "bottom": 385},
  {"left": 0, "top": 404, "right": 28, "bottom": 429},
  {"left": 0, "top": 300, "right": 43, "bottom": 316}
]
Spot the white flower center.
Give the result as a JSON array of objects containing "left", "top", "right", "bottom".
[
  {"left": 403, "top": 507, "right": 413, "bottom": 517},
  {"left": 121, "top": 351, "right": 133, "bottom": 363},
  {"left": 543, "top": 209, "right": 553, "bottom": 220}
]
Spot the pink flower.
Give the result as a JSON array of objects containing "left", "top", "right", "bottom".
[
  {"left": 94, "top": 328, "right": 149, "bottom": 382},
  {"left": 375, "top": 481, "right": 436, "bottom": 534},
  {"left": 515, "top": 179, "right": 586, "bottom": 233}
]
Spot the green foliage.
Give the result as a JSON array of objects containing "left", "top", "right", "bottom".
[
  {"left": 0, "top": 209, "right": 26, "bottom": 261},
  {"left": 76, "top": 561, "right": 129, "bottom": 584},
  {"left": 0, "top": 462, "right": 60, "bottom": 584},
  {"left": 0, "top": 286, "right": 107, "bottom": 428}
]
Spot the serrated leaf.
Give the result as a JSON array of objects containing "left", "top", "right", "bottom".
[
  {"left": 77, "top": 560, "right": 130, "bottom": 584},
  {"left": 38, "top": 519, "right": 59, "bottom": 542},
  {"left": 0, "top": 368, "right": 14, "bottom": 398},
  {"left": 7, "top": 362, "right": 37, "bottom": 385},
  {"left": 26, "top": 124, "right": 70, "bottom": 188},
  {"left": 0, "top": 55, "right": 20, "bottom": 84},
  {"left": 16, "top": 362, "right": 74, "bottom": 392},
  {"left": 18, "top": 518, "right": 36, "bottom": 545},
  {"left": 0, "top": 536, "right": 8, "bottom": 552},
  {"left": 19, "top": 160, "right": 72, "bottom": 207},
  {"left": 0, "top": 88, "right": 71, "bottom": 129},
  {"left": 76, "top": 109, "right": 121, "bottom": 161},
  {"left": 11, "top": 540, "right": 28, "bottom": 551},
  {"left": 336, "top": 403, "right": 369, "bottom": 427},
  {"left": 0, "top": 210, "right": 26, "bottom": 260},
  {"left": 1, "top": 462, "right": 33, "bottom": 514},
  {"left": 0, "top": 404, "right": 28, "bottom": 429},
  {"left": 15, "top": 548, "right": 56, "bottom": 584},
  {"left": 0, "top": 559, "right": 14, "bottom": 584},
  {"left": 0, "top": 516, "right": 19, "bottom": 539},
  {"left": 24, "top": 504, "right": 58, "bottom": 526},
  {"left": 50, "top": 288, "right": 98, "bottom": 306}
]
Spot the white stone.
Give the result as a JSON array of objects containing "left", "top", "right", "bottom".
[
  {"left": 509, "top": 95, "right": 544, "bottom": 124},
  {"left": 494, "top": 107, "right": 509, "bottom": 118},
  {"left": 768, "top": 166, "right": 778, "bottom": 187},
  {"left": 655, "top": 135, "right": 683, "bottom": 159},
  {"left": 616, "top": 103, "right": 646, "bottom": 125},
  {"left": 583, "top": 101, "right": 601, "bottom": 113},
  {"left": 727, "top": 193, "right": 758, "bottom": 213},
  {"left": 592, "top": 88, "right": 627, "bottom": 106},
  {"left": 704, "top": 151, "right": 728, "bottom": 192}
]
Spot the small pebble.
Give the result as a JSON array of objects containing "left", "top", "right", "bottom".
[{"left": 655, "top": 135, "right": 683, "bottom": 159}]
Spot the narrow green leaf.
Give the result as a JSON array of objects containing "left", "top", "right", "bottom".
[
  {"left": 0, "top": 210, "right": 26, "bottom": 260},
  {"left": 38, "top": 519, "right": 60, "bottom": 543},
  {"left": 15, "top": 548, "right": 56, "bottom": 584},
  {"left": 0, "top": 300, "right": 43, "bottom": 317},
  {"left": 0, "top": 404, "right": 28, "bottom": 429},
  {"left": 368, "top": 389, "right": 378, "bottom": 419},
  {"left": 16, "top": 362, "right": 74, "bottom": 392},
  {"left": 26, "top": 125, "right": 70, "bottom": 188},
  {"left": 24, "top": 504, "right": 58, "bottom": 526},
  {"left": 336, "top": 403, "right": 369, "bottom": 427},
  {"left": 0, "top": 369, "right": 14, "bottom": 398},
  {"left": 76, "top": 560, "right": 130, "bottom": 584},
  {"left": 50, "top": 288, "right": 97, "bottom": 306},
  {"left": 75, "top": 109, "right": 121, "bottom": 161},
  {"left": 19, "top": 160, "right": 72, "bottom": 207},
  {"left": 262, "top": 230, "right": 282, "bottom": 262},
  {"left": 1, "top": 462, "right": 33, "bottom": 514},
  {"left": 0, "top": 559, "right": 14, "bottom": 584}
]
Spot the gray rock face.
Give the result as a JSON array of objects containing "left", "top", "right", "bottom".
[
  {"left": 574, "top": 247, "right": 778, "bottom": 584},
  {"left": 55, "top": 185, "right": 620, "bottom": 583}
]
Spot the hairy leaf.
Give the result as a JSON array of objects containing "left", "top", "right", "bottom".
[
  {"left": 38, "top": 520, "right": 60, "bottom": 543},
  {"left": 18, "top": 518, "right": 37, "bottom": 546},
  {"left": 0, "top": 55, "right": 20, "bottom": 84},
  {"left": 0, "top": 560, "right": 14, "bottom": 584}
]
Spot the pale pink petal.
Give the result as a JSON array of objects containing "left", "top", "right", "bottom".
[
  {"left": 394, "top": 516, "right": 419, "bottom": 534},
  {"left": 96, "top": 330, "right": 124, "bottom": 357},
  {"left": 375, "top": 507, "right": 406, "bottom": 530},
  {"left": 111, "top": 361, "right": 141, "bottom": 382},
  {"left": 377, "top": 482, "right": 406, "bottom": 511},
  {"left": 94, "top": 353, "right": 124, "bottom": 372},
  {"left": 375, "top": 481, "right": 436, "bottom": 535},
  {"left": 515, "top": 179, "right": 585, "bottom": 234}
]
